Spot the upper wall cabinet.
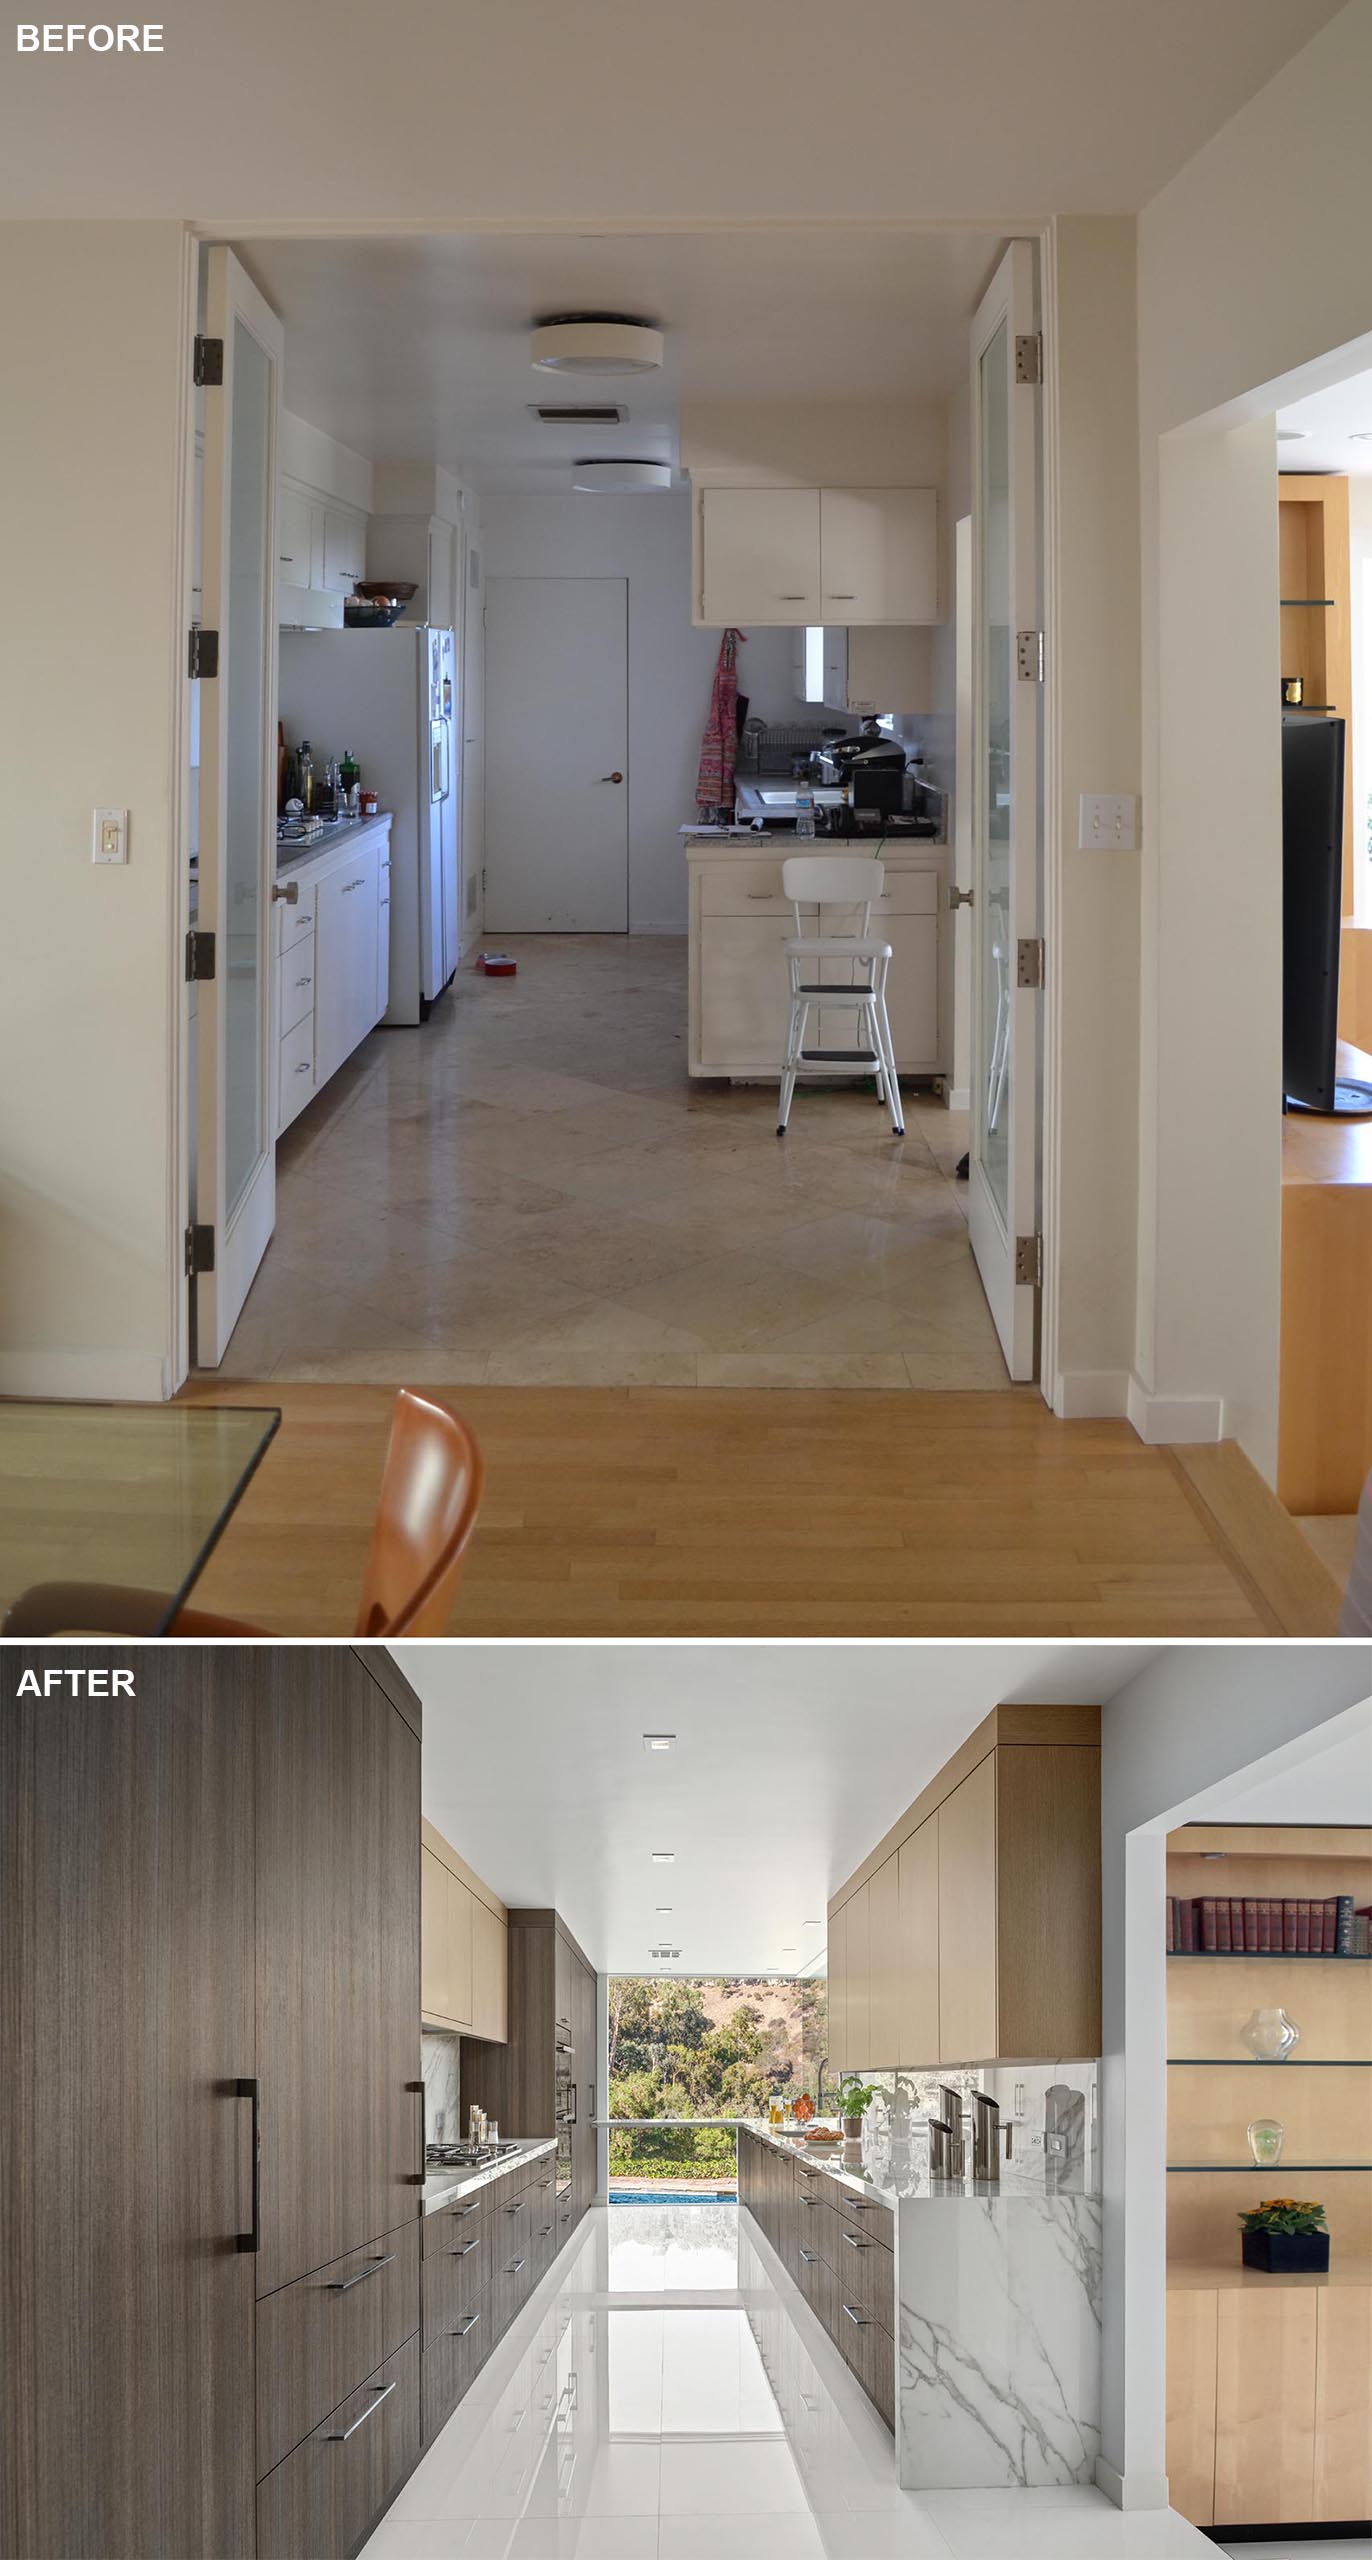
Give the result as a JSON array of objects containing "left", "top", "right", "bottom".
[
  {"left": 278, "top": 477, "right": 368, "bottom": 618},
  {"left": 422, "top": 1819, "right": 508, "bottom": 2043},
  {"left": 828, "top": 1703, "right": 1101, "bottom": 2072},
  {"left": 697, "top": 486, "right": 939, "bottom": 627}
]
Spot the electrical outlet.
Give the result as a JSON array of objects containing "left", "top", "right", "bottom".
[
  {"left": 1078, "top": 792, "right": 1137, "bottom": 852},
  {"left": 92, "top": 807, "right": 128, "bottom": 864}
]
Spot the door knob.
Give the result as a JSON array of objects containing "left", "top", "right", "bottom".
[
  {"left": 948, "top": 884, "right": 974, "bottom": 910},
  {"left": 598, "top": 771, "right": 624, "bottom": 784}
]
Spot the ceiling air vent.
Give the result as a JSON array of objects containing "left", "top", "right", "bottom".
[
  {"left": 529, "top": 403, "right": 627, "bottom": 426},
  {"left": 649, "top": 1946, "right": 682, "bottom": 1962}
]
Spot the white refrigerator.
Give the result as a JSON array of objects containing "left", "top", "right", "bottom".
[{"left": 279, "top": 625, "right": 460, "bottom": 1024}]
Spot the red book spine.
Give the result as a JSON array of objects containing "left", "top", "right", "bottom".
[
  {"left": 1244, "top": 1897, "right": 1258, "bottom": 1953},
  {"left": 1180, "top": 1899, "right": 1197, "bottom": 1952},
  {"left": 1256, "top": 1900, "right": 1271, "bottom": 1954},
  {"left": 1200, "top": 1897, "right": 1218, "bottom": 1951},
  {"left": 1326, "top": 1898, "right": 1340, "bottom": 1954},
  {"left": 1297, "top": 1899, "right": 1311, "bottom": 1953},
  {"left": 1284, "top": 1899, "right": 1299, "bottom": 1953},
  {"left": 1217, "top": 1900, "right": 1232, "bottom": 1952}
]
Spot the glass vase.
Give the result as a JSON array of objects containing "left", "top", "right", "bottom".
[
  {"left": 1246, "top": 2117, "right": 1285, "bottom": 2167},
  {"left": 1239, "top": 2007, "right": 1299, "bottom": 2062}
]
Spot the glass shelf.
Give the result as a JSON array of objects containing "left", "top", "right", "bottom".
[
  {"left": 1279, "top": 596, "right": 1335, "bottom": 606},
  {"left": 1166, "top": 2057, "right": 1371, "bottom": 2068},
  {"left": 1167, "top": 2162, "right": 1370, "bottom": 2173}
]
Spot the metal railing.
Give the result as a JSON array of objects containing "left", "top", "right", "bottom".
[{"left": 597, "top": 2115, "right": 740, "bottom": 2192}]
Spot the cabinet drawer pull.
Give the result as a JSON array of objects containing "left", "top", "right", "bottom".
[
  {"left": 827, "top": 593, "right": 856, "bottom": 600},
  {"left": 799, "top": 2247, "right": 817, "bottom": 2265},
  {"left": 842, "top": 2232, "right": 870, "bottom": 2250},
  {"left": 746, "top": 891, "right": 775, "bottom": 901},
  {"left": 779, "top": 593, "right": 807, "bottom": 601},
  {"left": 453, "top": 2311, "right": 482, "bottom": 2338},
  {"left": 451, "top": 2201, "right": 481, "bottom": 2219},
  {"left": 450, "top": 2237, "right": 481, "bottom": 2258},
  {"left": 504, "top": 2255, "right": 526, "bottom": 2275},
  {"left": 294, "top": 1061, "right": 311, "bottom": 1076},
  {"left": 340, "top": 875, "right": 365, "bottom": 894},
  {"left": 504, "top": 2198, "right": 526, "bottom": 2215},
  {"left": 295, "top": 974, "right": 312, "bottom": 989},
  {"left": 539, "top": 2223, "right": 554, "bottom": 2237},
  {"left": 841, "top": 2303, "right": 871, "bottom": 2327},
  {"left": 325, "top": 2250, "right": 396, "bottom": 2292},
  {"left": 326, "top": 2379, "right": 396, "bottom": 2442},
  {"left": 799, "top": 2194, "right": 819, "bottom": 2207}
]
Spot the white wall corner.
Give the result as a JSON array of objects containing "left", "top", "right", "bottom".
[
  {"left": 1052, "top": 1368, "right": 1131, "bottom": 1420},
  {"left": 1124, "top": 1377, "right": 1224, "bottom": 1445},
  {"left": 1093, "top": 2455, "right": 1170, "bottom": 2512},
  {"left": 0, "top": 1350, "right": 172, "bottom": 1403}
]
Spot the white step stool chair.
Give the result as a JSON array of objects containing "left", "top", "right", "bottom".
[{"left": 777, "top": 854, "right": 905, "bottom": 1138}]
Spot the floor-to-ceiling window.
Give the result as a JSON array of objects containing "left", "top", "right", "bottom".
[{"left": 607, "top": 1973, "right": 827, "bottom": 2193}]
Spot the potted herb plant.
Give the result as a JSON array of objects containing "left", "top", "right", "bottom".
[
  {"left": 1238, "top": 2197, "right": 1330, "bottom": 2274},
  {"left": 838, "top": 2078, "right": 877, "bottom": 2155}
]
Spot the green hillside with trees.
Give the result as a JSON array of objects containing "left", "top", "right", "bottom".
[{"left": 607, "top": 1975, "right": 827, "bottom": 2184}]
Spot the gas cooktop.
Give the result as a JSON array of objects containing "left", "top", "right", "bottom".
[{"left": 426, "top": 2140, "right": 521, "bottom": 2170}]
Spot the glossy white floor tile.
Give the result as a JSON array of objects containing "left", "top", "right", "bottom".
[
  {"left": 360, "top": 2203, "right": 1212, "bottom": 2560},
  {"left": 217, "top": 936, "right": 1006, "bottom": 1388}
]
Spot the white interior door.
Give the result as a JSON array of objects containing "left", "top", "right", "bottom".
[
  {"left": 483, "top": 576, "right": 628, "bottom": 932},
  {"left": 967, "top": 239, "right": 1042, "bottom": 1380},
  {"left": 194, "top": 246, "right": 283, "bottom": 1365}
]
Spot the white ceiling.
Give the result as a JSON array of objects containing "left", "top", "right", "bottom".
[
  {"left": 397, "top": 1641, "right": 1161, "bottom": 1975},
  {"left": 1278, "top": 366, "right": 1372, "bottom": 477},
  {"left": 239, "top": 228, "right": 1003, "bottom": 491}
]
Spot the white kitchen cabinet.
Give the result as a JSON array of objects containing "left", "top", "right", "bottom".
[
  {"left": 699, "top": 487, "right": 821, "bottom": 624},
  {"left": 277, "top": 484, "right": 314, "bottom": 584},
  {"left": 687, "top": 838, "right": 946, "bottom": 1079},
  {"left": 822, "top": 625, "right": 934, "bottom": 716},
  {"left": 696, "top": 485, "right": 939, "bottom": 627},
  {"left": 273, "top": 820, "right": 391, "bottom": 1136},
  {"left": 315, "top": 839, "right": 381, "bottom": 1089},
  {"left": 376, "top": 836, "right": 391, "bottom": 1021},
  {"left": 820, "top": 489, "right": 939, "bottom": 622},
  {"left": 321, "top": 505, "right": 367, "bottom": 597}
]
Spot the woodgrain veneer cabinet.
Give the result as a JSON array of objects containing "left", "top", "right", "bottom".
[
  {"left": 828, "top": 1703, "right": 1101, "bottom": 2069},
  {"left": 421, "top": 1817, "right": 507, "bottom": 2041},
  {"left": 0, "top": 1644, "right": 424, "bottom": 2560},
  {"left": 460, "top": 1910, "right": 598, "bottom": 2232}
]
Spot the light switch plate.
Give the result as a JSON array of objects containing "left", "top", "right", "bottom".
[
  {"left": 1078, "top": 792, "right": 1137, "bottom": 851},
  {"left": 92, "top": 807, "right": 128, "bottom": 865}
]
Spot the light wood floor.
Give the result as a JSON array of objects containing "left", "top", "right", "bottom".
[{"left": 177, "top": 1379, "right": 1346, "bottom": 1638}]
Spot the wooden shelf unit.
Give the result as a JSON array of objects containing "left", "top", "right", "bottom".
[
  {"left": 1278, "top": 475, "right": 1354, "bottom": 913},
  {"left": 1165, "top": 1822, "right": 1372, "bottom": 2533}
]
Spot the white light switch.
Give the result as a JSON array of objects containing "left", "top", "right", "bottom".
[
  {"left": 92, "top": 807, "right": 129, "bottom": 865},
  {"left": 1078, "top": 792, "right": 1137, "bottom": 852}
]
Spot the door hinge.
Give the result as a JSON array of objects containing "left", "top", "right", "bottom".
[
  {"left": 184, "top": 928, "right": 216, "bottom": 983},
  {"left": 188, "top": 626, "right": 219, "bottom": 680},
  {"left": 1016, "top": 628, "right": 1044, "bottom": 683},
  {"left": 184, "top": 1222, "right": 215, "bottom": 1278},
  {"left": 1015, "top": 1233, "right": 1043, "bottom": 1289},
  {"left": 1016, "top": 935, "right": 1045, "bottom": 990},
  {"left": 1014, "top": 331, "right": 1043, "bottom": 386},
  {"left": 193, "top": 334, "right": 224, "bottom": 387}
]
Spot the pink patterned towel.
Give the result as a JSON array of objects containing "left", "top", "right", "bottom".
[{"left": 695, "top": 627, "right": 745, "bottom": 819}]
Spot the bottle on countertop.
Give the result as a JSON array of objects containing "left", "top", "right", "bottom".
[
  {"left": 297, "top": 739, "right": 315, "bottom": 813},
  {"left": 794, "top": 782, "right": 816, "bottom": 841},
  {"left": 315, "top": 756, "right": 337, "bottom": 819},
  {"left": 339, "top": 748, "right": 360, "bottom": 814}
]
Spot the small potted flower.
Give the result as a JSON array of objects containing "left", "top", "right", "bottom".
[
  {"left": 1238, "top": 2197, "right": 1330, "bottom": 2274},
  {"left": 838, "top": 2078, "right": 877, "bottom": 2160}
]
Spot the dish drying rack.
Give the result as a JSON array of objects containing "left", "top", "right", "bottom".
[{"left": 735, "top": 721, "right": 836, "bottom": 777}]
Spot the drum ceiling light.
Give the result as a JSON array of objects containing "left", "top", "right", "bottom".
[
  {"left": 572, "top": 460, "right": 672, "bottom": 492},
  {"left": 530, "top": 314, "right": 664, "bottom": 375}
]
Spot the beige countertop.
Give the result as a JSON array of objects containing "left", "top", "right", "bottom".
[{"left": 1167, "top": 2254, "right": 1370, "bottom": 2289}]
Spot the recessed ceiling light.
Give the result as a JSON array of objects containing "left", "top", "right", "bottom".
[
  {"left": 655, "top": 1904, "right": 673, "bottom": 1914},
  {"left": 651, "top": 1851, "right": 675, "bottom": 1864},
  {"left": 1276, "top": 428, "right": 1311, "bottom": 443},
  {"left": 780, "top": 1946, "right": 798, "bottom": 1956},
  {"left": 574, "top": 460, "right": 672, "bottom": 494},
  {"left": 642, "top": 1733, "right": 676, "bottom": 1752},
  {"left": 1350, "top": 430, "right": 1372, "bottom": 443},
  {"left": 530, "top": 314, "right": 664, "bottom": 376}
]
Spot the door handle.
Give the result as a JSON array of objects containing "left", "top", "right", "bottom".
[
  {"left": 408, "top": 2080, "right": 425, "bottom": 2184},
  {"left": 326, "top": 2380, "right": 396, "bottom": 2442},
  {"left": 598, "top": 772, "right": 624, "bottom": 784},
  {"left": 271, "top": 880, "right": 299, "bottom": 905},
  {"left": 325, "top": 2251, "right": 397, "bottom": 2292},
  {"left": 949, "top": 884, "right": 974, "bottom": 910},
  {"left": 234, "top": 2078, "right": 261, "bottom": 2254}
]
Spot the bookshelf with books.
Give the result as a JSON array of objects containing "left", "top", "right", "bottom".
[{"left": 1164, "top": 1824, "right": 1372, "bottom": 2533}]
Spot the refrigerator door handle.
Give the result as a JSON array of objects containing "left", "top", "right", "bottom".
[{"left": 431, "top": 721, "right": 448, "bottom": 805}]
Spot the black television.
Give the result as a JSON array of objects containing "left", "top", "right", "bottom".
[{"left": 1282, "top": 711, "right": 1369, "bottom": 1114}]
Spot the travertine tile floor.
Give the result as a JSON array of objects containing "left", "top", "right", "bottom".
[{"left": 216, "top": 936, "right": 1010, "bottom": 1390}]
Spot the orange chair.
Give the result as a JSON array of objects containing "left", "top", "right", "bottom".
[{"left": 2, "top": 1389, "right": 484, "bottom": 1640}]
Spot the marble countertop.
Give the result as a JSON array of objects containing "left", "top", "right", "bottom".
[
  {"left": 276, "top": 811, "right": 393, "bottom": 878},
  {"left": 421, "top": 2134, "right": 557, "bottom": 2217},
  {"left": 743, "top": 2118, "right": 1093, "bottom": 2208}
]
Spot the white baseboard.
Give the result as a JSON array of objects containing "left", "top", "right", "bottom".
[
  {"left": 1052, "top": 1368, "right": 1131, "bottom": 1419},
  {"left": 1093, "top": 2455, "right": 1171, "bottom": 2511},
  {"left": 0, "top": 1350, "right": 171, "bottom": 1403},
  {"left": 945, "top": 1084, "right": 970, "bottom": 1111},
  {"left": 1125, "top": 1376, "right": 1224, "bottom": 1445}
]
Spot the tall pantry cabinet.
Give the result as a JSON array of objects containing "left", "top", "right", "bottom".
[{"left": 1, "top": 1646, "right": 424, "bottom": 2560}]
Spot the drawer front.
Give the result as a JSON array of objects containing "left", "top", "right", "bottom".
[
  {"left": 700, "top": 860, "right": 789, "bottom": 917},
  {"left": 421, "top": 2188, "right": 489, "bottom": 2259},
  {"left": 493, "top": 2183, "right": 535, "bottom": 2242},
  {"left": 422, "top": 2281, "right": 493, "bottom": 2443},
  {"left": 874, "top": 867, "right": 941, "bottom": 916},
  {"left": 257, "top": 2333, "right": 420, "bottom": 2560},
  {"left": 796, "top": 2238, "right": 838, "bottom": 2338},
  {"left": 422, "top": 2213, "right": 494, "bottom": 2345},
  {"left": 834, "top": 2190, "right": 894, "bottom": 2254},
  {"left": 278, "top": 1010, "right": 315, "bottom": 1131},
  {"left": 794, "top": 2186, "right": 838, "bottom": 2269},
  {"left": 837, "top": 2296, "right": 895, "bottom": 2430},
  {"left": 279, "top": 945, "right": 317, "bottom": 1039},
  {"left": 256, "top": 2219, "right": 419, "bottom": 2483},
  {"left": 834, "top": 2223, "right": 895, "bottom": 2328},
  {"left": 278, "top": 883, "right": 317, "bottom": 950},
  {"left": 491, "top": 2245, "right": 534, "bottom": 2342}
]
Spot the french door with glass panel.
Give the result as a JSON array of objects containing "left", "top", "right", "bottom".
[
  {"left": 193, "top": 247, "right": 283, "bottom": 1365},
  {"left": 967, "top": 238, "right": 1043, "bottom": 1380}
]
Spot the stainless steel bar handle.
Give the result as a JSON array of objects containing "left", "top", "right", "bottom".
[
  {"left": 540, "top": 2223, "right": 554, "bottom": 2237},
  {"left": 450, "top": 2238, "right": 481, "bottom": 2259},
  {"left": 505, "top": 2256, "right": 526, "bottom": 2275},
  {"left": 798, "top": 2247, "right": 817, "bottom": 2265},
  {"left": 326, "top": 2251, "right": 397, "bottom": 2292},
  {"left": 326, "top": 2380, "right": 396, "bottom": 2443},
  {"left": 408, "top": 2079, "right": 426, "bottom": 2185},
  {"left": 504, "top": 2197, "right": 526, "bottom": 2214},
  {"left": 271, "top": 880, "right": 300, "bottom": 904},
  {"left": 841, "top": 2303, "right": 871, "bottom": 2327},
  {"left": 234, "top": 2078, "right": 261, "bottom": 2254},
  {"left": 453, "top": 2312, "right": 482, "bottom": 2338},
  {"left": 452, "top": 2200, "right": 480, "bottom": 2219},
  {"left": 842, "top": 2232, "right": 870, "bottom": 2250}
]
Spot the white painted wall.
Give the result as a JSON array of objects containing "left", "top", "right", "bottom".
[
  {"left": 0, "top": 221, "right": 190, "bottom": 1398},
  {"left": 1135, "top": 1, "right": 1372, "bottom": 1471},
  {"left": 1097, "top": 1642, "right": 1372, "bottom": 2508},
  {"left": 480, "top": 490, "right": 808, "bottom": 934}
]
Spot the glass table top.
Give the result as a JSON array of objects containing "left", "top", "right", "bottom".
[{"left": 0, "top": 1401, "right": 280, "bottom": 1635}]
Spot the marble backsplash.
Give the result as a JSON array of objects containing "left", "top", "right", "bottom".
[{"left": 422, "top": 2028, "right": 462, "bottom": 2143}]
